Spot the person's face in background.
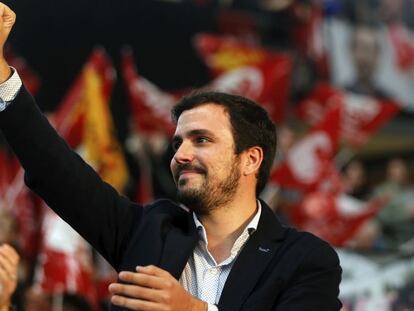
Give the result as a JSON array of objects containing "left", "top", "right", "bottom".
[
  {"left": 0, "top": 208, "right": 15, "bottom": 245},
  {"left": 344, "top": 160, "right": 367, "bottom": 190},
  {"left": 277, "top": 125, "right": 296, "bottom": 159},
  {"left": 387, "top": 158, "right": 410, "bottom": 186},
  {"left": 350, "top": 27, "right": 380, "bottom": 84},
  {"left": 380, "top": 0, "right": 404, "bottom": 24},
  {"left": 170, "top": 103, "right": 242, "bottom": 215}
]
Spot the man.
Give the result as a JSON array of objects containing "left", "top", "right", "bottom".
[{"left": 0, "top": 3, "right": 341, "bottom": 310}]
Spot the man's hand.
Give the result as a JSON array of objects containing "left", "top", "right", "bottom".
[
  {"left": 0, "top": 244, "right": 19, "bottom": 311},
  {"left": 0, "top": 2, "right": 15, "bottom": 52},
  {"left": 0, "top": 2, "right": 15, "bottom": 81},
  {"left": 108, "top": 265, "right": 207, "bottom": 311}
]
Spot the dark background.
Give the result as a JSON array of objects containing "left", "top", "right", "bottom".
[{"left": 4, "top": 0, "right": 226, "bottom": 139}]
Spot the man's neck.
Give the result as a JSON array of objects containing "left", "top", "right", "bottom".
[{"left": 197, "top": 196, "right": 258, "bottom": 263}]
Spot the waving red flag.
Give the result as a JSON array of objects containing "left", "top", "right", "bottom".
[
  {"left": 271, "top": 104, "right": 342, "bottom": 192},
  {"left": 194, "top": 33, "right": 292, "bottom": 123},
  {"left": 291, "top": 192, "right": 385, "bottom": 246},
  {"left": 122, "top": 48, "right": 177, "bottom": 136},
  {"left": 389, "top": 23, "right": 414, "bottom": 71},
  {"left": 295, "top": 83, "right": 401, "bottom": 147},
  {"left": 34, "top": 207, "right": 96, "bottom": 303}
]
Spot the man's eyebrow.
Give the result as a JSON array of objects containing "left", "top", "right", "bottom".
[
  {"left": 187, "top": 129, "right": 215, "bottom": 137},
  {"left": 172, "top": 129, "right": 215, "bottom": 142}
]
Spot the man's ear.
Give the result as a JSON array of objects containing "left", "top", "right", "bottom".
[{"left": 242, "top": 146, "right": 263, "bottom": 176}]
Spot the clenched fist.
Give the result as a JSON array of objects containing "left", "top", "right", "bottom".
[
  {"left": 0, "top": 3, "right": 15, "bottom": 54},
  {"left": 0, "top": 2, "right": 15, "bottom": 82}
]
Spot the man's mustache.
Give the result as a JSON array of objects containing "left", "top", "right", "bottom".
[{"left": 174, "top": 163, "right": 207, "bottom": 180}]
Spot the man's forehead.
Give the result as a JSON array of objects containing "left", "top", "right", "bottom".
[
  {"left": 176, "top": 103, "right": 228, "bottom": 124},
  {"left": 174, "top": 104, "right": 231, "bottom": 137}
]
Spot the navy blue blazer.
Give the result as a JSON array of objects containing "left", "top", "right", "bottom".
[{"left": 0, "top": 87, "right": 342, "bottom": 310}]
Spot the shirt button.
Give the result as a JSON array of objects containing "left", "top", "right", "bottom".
[{"left": 209, "top": 267, "right": 219, "bottom": 275}]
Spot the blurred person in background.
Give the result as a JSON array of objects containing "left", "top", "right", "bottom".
[
  {"left": 346, "top": 25, "right": 391, "bottom": 99},
  {"left": 342, "top": 159, "right": 372, "bottom": 200},
  {"left": 0, "top": 244, "right": 19, "bottom": 311},
  {"left": 342, "top": 160, "right": 381, "bottom": 251},
  {"left": 373, "top": 157, "right": 414, "bottom": 251},
  {"left": 263, "top": 124, "right": 300, "bottom": 219}
]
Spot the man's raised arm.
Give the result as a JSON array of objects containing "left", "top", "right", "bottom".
[{"left": 0, "top": 2, "right": 138, "bottom": 269}]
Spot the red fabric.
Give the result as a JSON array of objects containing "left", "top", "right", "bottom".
[
  {"left": 35, "top": 208, "right": 97, "bottom": 307},
  {"left": 53, "top": 48, "right": 115, "bottom": 147},
  {"left": 122, "top": 48, "right": 177, "bottom": 136},
  {"left": 389, "top": 23, "right": 414, "bottom": 71},
  {"left": 289, "top": 1, "right": 329, "bottom": 78},
  {"left": 194, "top": 34, "right": 292, "bottom": 123},
  {"left": 271, "top": 104, "right": 342, "bottom": 192},
  {"left": 295, "top": 83, "right": 401, "bottom": 147},
  {"left": 291, "top": 193, "right": 385, "bottom": 246}
]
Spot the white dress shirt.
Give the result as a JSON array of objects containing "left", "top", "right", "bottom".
[{"left": 180, "top": 202, "right": 262, "bottom": 311}]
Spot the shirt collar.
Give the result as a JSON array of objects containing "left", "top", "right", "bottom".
[{"left": 192, "top": 200, "right": 262, "bottom": 241}]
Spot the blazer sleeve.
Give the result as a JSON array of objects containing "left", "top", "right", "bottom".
[
  {"left": 274, "top": 239, "right": 342, "bottom": 311},
  {"left": 0, "top": 86, "right": 142, "bottom": 269}
]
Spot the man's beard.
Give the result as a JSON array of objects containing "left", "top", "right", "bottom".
[{"left": 176, "top": 158, "right": 241, "bottom": 215}]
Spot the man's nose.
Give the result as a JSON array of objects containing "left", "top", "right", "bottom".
[{"left": 173, "top": 141, "right": 194, "bottom": 164}]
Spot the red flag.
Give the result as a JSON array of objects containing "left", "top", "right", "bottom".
[
  {"left": 1, "top": 165, "right": 42, "bottom": 261},
  {"left": 271, "top": 104, "right": 342, "bottom": 192},
  {"left": 52, "top": 48, "right": 116, "bottom": 147},
  {"left": 289, "top": 1, "right": 329, "bottom": 78},
  {"left": 206, "top": 60, "right": 291, "bottom": 124},
  {"left": 194, "top": 33, "right": 273, "bottom": 76},
  {"left": 122, "top": 48, "right": 177, "bottom": 136},
  {"left": 290, "top": 192, "right": 385, "bottom": 246},
  {"left": 295, "top": 83, "right": 401, "bottom": 147},
  {"left": 34, "top": 207, "right": 97, "bottom": 305},
  {"left": 194, "top": 33, "right": 292, "bottom": 123},
  {"left": 389, "top": 23, "right": 414, "bottom": 71}
]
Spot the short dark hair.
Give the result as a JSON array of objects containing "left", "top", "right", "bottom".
[{"left": 171, "top": 91, "right": 277, "bottom": 195}]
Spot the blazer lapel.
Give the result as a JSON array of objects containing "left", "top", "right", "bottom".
[
  {"left": 158, "top": 212, "right": 198, "bottom": 279},
  {"left": 218, "top": 202, "right": 286, "bottom": 310}
]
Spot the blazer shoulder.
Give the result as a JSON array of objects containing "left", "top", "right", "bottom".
[{"left": 284, "top": 227, "right": 341, "bottom": 267}]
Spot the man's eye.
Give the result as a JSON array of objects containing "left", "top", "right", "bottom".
[
  {"left": 196, "top": 137, "right": 209, "bottom": 144},
  {"left": 172, "top": 141, "right": 181, "bottom": 151}
]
